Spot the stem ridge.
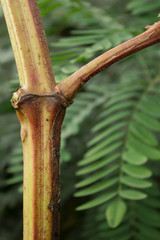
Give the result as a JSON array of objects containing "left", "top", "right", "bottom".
[{"left": 11, "top": 88, "right": 73, "bottom": 109}]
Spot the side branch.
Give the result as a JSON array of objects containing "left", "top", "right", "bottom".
[
  {"left": 1, "top": 0, "right": 55, "bottom": 94},
  {"left": 57, "top": 21, "right": 160, "bottom": 101}
]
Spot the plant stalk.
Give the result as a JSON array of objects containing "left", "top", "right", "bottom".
[
  {"left": 1, "top": 0, "right": 63, "bottom": 239},
  {"left": 57, "top": 21, "right": 160, "bottom": 101},
  {"left": 12, "top": 90, "right": 66, "bottom": 240},
  {"left": 11, "top": 89, "right": 70, "bottom": 240},
  {"left": 1, "top": 0, "right": 55, "bottom": 94}
]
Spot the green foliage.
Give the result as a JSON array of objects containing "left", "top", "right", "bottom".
[
  {"left": 106, "top": 198, "right": 127, "bottom": 228},
  {"left": 75, "top": 80, "right": 160, "bottom": 228},
  {"left": 127, "top": 0, "right": 160, "bottom": 15},
  {"left": 0, "top": 0, "right": 160, "bottom": 239}
]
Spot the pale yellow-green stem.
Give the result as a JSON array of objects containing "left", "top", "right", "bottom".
[{"left": 1, "top": 0, "right": 55, "bottom": 94}]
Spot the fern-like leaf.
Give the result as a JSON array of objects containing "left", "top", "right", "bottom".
[{"left": 75, "top": 80, "right": 160, "bottom": 228}]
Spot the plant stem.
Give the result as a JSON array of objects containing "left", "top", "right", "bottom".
[
  {"left": 1, "top": 0, "right": 55, "bottom": 94},
  {"left": 1, "top": 0, "right": 62, "bottom": 239},
  {"left": 57, "top": 21, "right": 160, "bottom": 101},
  {"left": 12, "top": 89, "right": 66, "bottom": 240}
]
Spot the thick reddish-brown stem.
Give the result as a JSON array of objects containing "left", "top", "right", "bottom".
[
  {"left": 57, "top": 21, "right": 160, "bottom": 101},
  {"left": 13, "top": 90, "right": 67, "bottom": 240}
]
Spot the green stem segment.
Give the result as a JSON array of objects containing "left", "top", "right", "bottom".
[{"left": 1, "top": 0, "right": 55, "bottom": 94}]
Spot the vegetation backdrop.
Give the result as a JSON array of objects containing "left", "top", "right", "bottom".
[{"left": 0, "top": 0, "right": 160, "bottom": 239}]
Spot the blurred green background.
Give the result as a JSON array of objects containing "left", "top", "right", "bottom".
[{"left": 0, "top": 0, "right": 160, "bottom": 239}]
